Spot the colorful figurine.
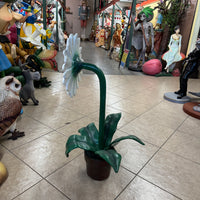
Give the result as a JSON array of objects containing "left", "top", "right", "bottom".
[
  {"left": 0, "top": 0, "right": 23, "bottom": 77},
  {"left": 18, "top": 0, "right": 38, "bottom": 49},
  {"left": 109, "top": 23, "right": 123, "bottom": 60},
  {"left": 0, "top": 76, "right": 25, "bottom": 139},
  {"left": 162, "top": 25, "right": 184, "bottom": 72},
  {"left": 175, "top": 39, "right": 200, "bottom": 99},
  {"left": 0, "top": 0, "right": 24, "bottom": 186},
  {"left": 19, "top": 68, "right": 40, "bottom": 105}
]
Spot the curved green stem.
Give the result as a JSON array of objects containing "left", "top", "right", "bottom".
[{"left": 81, "top": 63, "right": 106, "bottom": 150}]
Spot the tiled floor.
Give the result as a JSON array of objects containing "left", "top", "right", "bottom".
[{"left": 1, "top": 42, "right": 200, "bottom": 200}]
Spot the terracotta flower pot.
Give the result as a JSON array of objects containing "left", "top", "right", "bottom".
[{"left": 84, "top": 151, "right": 111, "bottom": 181}]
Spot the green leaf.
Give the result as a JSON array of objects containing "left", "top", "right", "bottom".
[
  {"left": 103, "top": 113, "right": 121, "bottom": 147},
  {"left": 78, "top": 123, "right": 100, "bottom": 149},
  {"left": 110, "top": 135, "right": 145, "bottom": 147},
  {"left": 96, "top": 149, "right": 122, "bottom": 173},
  {"left": 66, "top": 135, "right": 98, "bottom": 157}
]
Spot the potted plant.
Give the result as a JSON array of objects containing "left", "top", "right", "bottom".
[{"left": 62, "top": 34, "right": 145, "bottom": 180}]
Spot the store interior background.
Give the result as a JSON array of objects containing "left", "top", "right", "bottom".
[{"left": 1, "top": 1, "right": 200, "bottom": 200}]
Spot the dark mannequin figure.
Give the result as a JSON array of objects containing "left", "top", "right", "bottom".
[{"left": 175, "top": 39, "right": 200, "bottom": 99}]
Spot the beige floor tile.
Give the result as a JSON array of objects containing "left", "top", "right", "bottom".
[
  {"left": 108, "top": 86, "right": 136, "bottom": 98},
  {"left": 22, "top": 96, "right": 60, "bottom": 116},
  {"left": 115, "top": 136, "right": 158, "bottom": 173},
  {"left": 13, "top": 132, "right": 81, "bottom": 177},
  {"left": 128, "top": 91, "right": 164, "bottom": 107},
  {"left": 178, "top": 117, "right": 200, "bottom": 138},
  {"left": 47, "top": 154, "right": 135, "bottom": 200},
  {"left": 67, "top": 97, "right": 100, "bottom": 115},
  {"left": 57, "top": 116, "right": 98, "bottom": 136},
  {"left": 162, "top": 130, "right": 200, "bottom": 163},
  {"left": 14, "top": 180, "right": 69, "bottom": 200},
  {"left": 0, "top": 116, "right": 52, "bottom": 150},
  {"left": 0, "top": 149, "right": 41, "bottom": 200},
  {"left": 139, "top": 149, "right": 200, "bottom": 200},
  {"left": 110, "top": 99, "right": 152, "bottom": 116},
  {"left": 116, "top": 176, "right": 180, "bottom": 200},
  {"left": 31, "top": 106, "right": 84, "bottom": 130},
  {"left": 136, "top": 101, "right": 188, "bottom": 130},
  {"left": 106, "top": 92, "right": 122, "bottom": 105},
  {"left": 120, "top": 118, "right": 174, "bottom": 147}
]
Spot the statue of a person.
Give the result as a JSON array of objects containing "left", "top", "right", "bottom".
[
  {"left": 162, "top": 25, "right": 184, "bottom": 72},
  {"left": 175, "top": 39, "right": 200, "bottom": 99},
  {"left": 130, "top": 7, "right": 154, "bottom": 69},
  {"left": 79, "top": 0, "right": 90, "bottom": 39}
]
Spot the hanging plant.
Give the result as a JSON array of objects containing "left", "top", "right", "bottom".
[{"left": 155, "top": 0, "right": 190, "bottom": 34}]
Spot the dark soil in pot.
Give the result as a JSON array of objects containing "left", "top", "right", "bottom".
[{"left": 84, "top": 150, "right": 111, "bottom": 181}]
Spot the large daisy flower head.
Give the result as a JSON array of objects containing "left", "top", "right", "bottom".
[{"left": 62, "top": 33, "right": 83, "bottom": 97}]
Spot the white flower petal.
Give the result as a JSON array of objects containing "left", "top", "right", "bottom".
[{"left": 63, "top": 34, "right": 82, "bottom": 98}]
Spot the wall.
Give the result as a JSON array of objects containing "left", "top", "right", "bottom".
[
  {"left": 65, "top": 0, "right": 94, "bottom": 38},
  {"left": 187, "top": 0, "right": 200, "bottom": 54},
  {"left": 179, "top": 0, "right": 198, "bottom": 55}
]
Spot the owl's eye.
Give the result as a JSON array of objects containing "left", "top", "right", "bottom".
[{"left": 15, "top": 84, "right": 20, "bottom": 88}]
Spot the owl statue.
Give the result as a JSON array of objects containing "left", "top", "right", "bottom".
[{"left": 0, "top": 76, "right": 25, "bottom": 140}]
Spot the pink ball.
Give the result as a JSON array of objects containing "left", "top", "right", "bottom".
[{"left": 142, "top": 59, "right": 162, "bottom": 75}]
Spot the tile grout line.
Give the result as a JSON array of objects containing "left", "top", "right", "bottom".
[
  {"left": 114, "top": 115, "right": 189, "bottom": 199},
  {"left": 11, "top": 179, "right": 44, "bottom": 200},
  {"left": 137, "top": 175, "right": 183, "bottom": 200},
  {"left": 114, "top": 175, "right": 138, "bottom": 200},
  {"left": 5, "top": 145, "right": 83, "bottom": 200}
]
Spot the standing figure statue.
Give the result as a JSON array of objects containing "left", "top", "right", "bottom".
[
  {"left": 175, "top": 39, "right": 200, "bottom": 99},
  {"left": 109, "top": 23, "right": 123, "bottom": 60},
  {"left": 130, "top": 7, "right": 154, "bottom": 70},
  {"left": 162, "top": 25, "right": 184, "bottom": 72},
  {"left": 79, "top": 0, "right": 90, "bottom": 40},
  {"left": 51, "top": 1, "right": 66, "bottom": 50}
]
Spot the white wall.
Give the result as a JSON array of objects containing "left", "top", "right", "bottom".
[{"left": 65, "top": 0, "right": 94, "bottom": 38}]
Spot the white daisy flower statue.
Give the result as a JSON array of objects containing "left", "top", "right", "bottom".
[{"left": 63, "top": 34, "right": 144, "bottom": 180}]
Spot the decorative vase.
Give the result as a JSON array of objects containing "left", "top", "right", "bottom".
[{"left": 84, "top": 150, "right": 111, "bottom": 181}]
